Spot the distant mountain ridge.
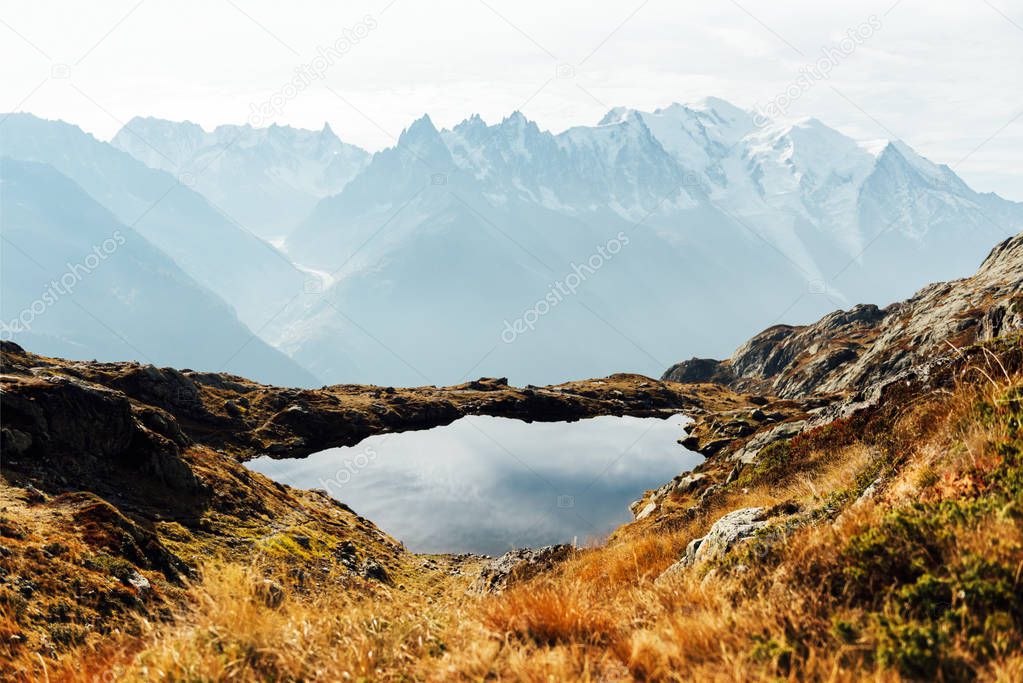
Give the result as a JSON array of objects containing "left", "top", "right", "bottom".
[
  {"left": 111, "top": 118, "right": 370, "bottom": 240},
  {"left": 5, "top": 100, "right": 1022, "bottom": 387},
  {"left": 272, "top": 98, "right": 1022, "bottom": 385},
  {"left": 0, "top": 157, "right": 318, "bottom": 386},
  {"left": 0, "top": 114, "right": 307, "bottom": 335}
]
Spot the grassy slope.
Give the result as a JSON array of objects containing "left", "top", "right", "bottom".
[{"left": 21, "top": 336, "right": 1016, "bottom": 682}]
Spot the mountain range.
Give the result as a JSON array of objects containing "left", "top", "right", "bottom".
[
  {"left": 2, "top": 98, "right": 1020, "bottom": 386},
  {"left": 111, "top": 118, "right": 369, "bottom": 241},
  {"left": 0, "top": 157, "right": 317, "bottom": 386}
]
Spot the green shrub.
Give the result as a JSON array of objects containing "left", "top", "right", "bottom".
[{"left": 875, "top": 617, "right": 947, "bottom": 679}]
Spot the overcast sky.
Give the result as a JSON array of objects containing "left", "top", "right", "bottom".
[{"left": 2, "top": 0, "right": 1021, "bottom": 198}]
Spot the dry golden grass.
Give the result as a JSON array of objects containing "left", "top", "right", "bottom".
[
  {"left": 47, "top": 353, "right": 1023, "bottom": 681},
  {"left": 48, "top": 560, "right": 481, "bottom": 683}
]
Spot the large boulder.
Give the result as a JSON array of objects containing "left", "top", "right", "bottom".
[
  {"left": 687, "top": 507, "right": 769, "bottom": 564},
  {"left": 662, "top": 358, "right": 736, "bottom": 385},
  {"left": 657, "top": 505, "right": 795, "bottom": 583}
]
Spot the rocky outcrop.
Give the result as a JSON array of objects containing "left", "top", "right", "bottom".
[
  {"left": 657, "top": 504, "right": 800, "bottom": 582},
  {"left": 663, "top": 232, "right": 1023, "bottom": 399},
  {"left": 685, "top": 507, "right": 768, "bottom": 564},
  {"left": 472, "top": 544, "right": 575, "bottom": 593},
  {"left": 1, "top": 342, "right": 749, "bottom": 462},
  {"left": 656, "top": 507, "right": 768, "bottom": 582},
  {"left": 1, "top": 372, "right": 206, "bottom": 508},
  {"left": 661, "top": 357, "right": 737, "bottom": 385},
  {"left": 729, "top": 420, "right": 808, "bottom": 465}
]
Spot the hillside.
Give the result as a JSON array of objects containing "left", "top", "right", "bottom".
[
  {"left": 664, "top": 231, "right": 1023, "bottom": 398},
  {"left": 1, "top": 232, "right": 1022, "bottom": 681},
  {"left": 0, "top": 157, "right": 317, "bottom": 387},
  {"left": 0, "top": 115, "right": 307, "bottom": 338}
]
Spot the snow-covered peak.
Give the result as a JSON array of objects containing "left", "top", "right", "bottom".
[
  {"left": 685, "top": 95, "right": 748, "bottom": 118},
  {"left": 596, "top": 106, "right": 627, "bottom": 126},
  {"left": 396, "top": 114, "right": 456, "bottom": 170},
  {"left": 111, "top": 116, "right": 370, "bottom": 240},
  {"left": 745, "top": 116, "right": 872, "bottom": 176},
  {"left": 592, "top": 98, "right": 755, "bottom": 178},
  {"left": 880, "top": 139, "right": 962, "bottom": 187},
  {"left": 858, "top": 138, "right": 892, "bottom": 158},
  {"left": 500, "top": 110, "right": 528, "bottom": 126},
  {"left": 452, "top": 113, "right": 488, "bottom": 133}
]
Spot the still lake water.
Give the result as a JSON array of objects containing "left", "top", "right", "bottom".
[{"left": 247, "top": 413, "right": 698, "bottom": 555}]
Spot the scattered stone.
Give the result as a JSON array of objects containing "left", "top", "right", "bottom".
[
  {"left": 674, "top": 473, "right": 708, "bottom": 494},
  {"left": 24, "top": 485, "right": 47, "bottom": 504},
  {"left": 473, "top": 544, "right": 574, "bottom": 593},
  {"left": 334, "top": 540, "right": 359, "bottom": 570},
  {"left": 854, "top": 477, "right": 882, "bottom": 506},
  {"left": 125, "top": 570, "right": 151, "bottom": 594},
  {"left": 698, "top": 483, "right": 722, "bottom": 506},
  {"left": 256, "top": 579, "right": 285, "bottom": 608},
  {"left": 635, "top": 502, "right": 657, "bottom": 521},
  {"left": 656, "top": 536, "right": 703, "bottom": 585},
  {"left": 699, "top": 438, "right": 733, "bottom": 457},
  {"left": 360, "top": 557, "right": 390, "bottom": 583}
]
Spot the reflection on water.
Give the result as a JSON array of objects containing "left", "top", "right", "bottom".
[{"left": 247, "top": 413, "right": 698, "bottom": 555}]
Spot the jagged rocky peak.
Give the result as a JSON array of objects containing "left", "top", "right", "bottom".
[{"left": 400, "top": 113, "right": 440, "bottom": 141}]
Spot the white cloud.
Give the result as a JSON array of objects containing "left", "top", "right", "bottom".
[{"left": 1, "top": 0, "right": 1020, "bottom": 198}]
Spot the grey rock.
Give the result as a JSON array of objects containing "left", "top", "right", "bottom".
[
  {"left": 360, "top": 557, "right": 390, "bottom": 583},
  {"left": 675, "top": 473, "right": 708, "bottom": 494},
  {"left": 657, "top": 507, "right": 773, "bottom": 582},
  {"left": 635, "top": 501, "right": 658, "bottom": 520},
  {"left": 730, "top": 420, "right": 807, "bottom": 464},
  {"left": 473, "top": 544, "right": 574, "bottom": 593},
  {"left": 125, "top": 570, "right": 151, "bottom": 593},
  {"left": 692, "top": 507, "right": 768, "bottom": 564},
  {"left": 854, "top": 477, "right": 882, "bottom": 506},
  {"left": 256, "top": 579, "right": 285, "bottom": 608},
  {"left": 661, "top": 232, "right": 1023, "bottom": 399}
]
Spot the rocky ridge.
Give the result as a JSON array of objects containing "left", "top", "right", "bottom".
[
  {"left": 1, "top": 343, "right": 754, "bottom": 464},
  {"left": 628, "top": 231, "right": 1022, "bottom": 527},
  {"left": 663, "top": 232, "right": 1023, "bottom": 398}
]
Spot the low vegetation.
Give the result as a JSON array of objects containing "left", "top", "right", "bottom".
[{"left": 3, "top": 340, "right": 1022, "bottom": 681}]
